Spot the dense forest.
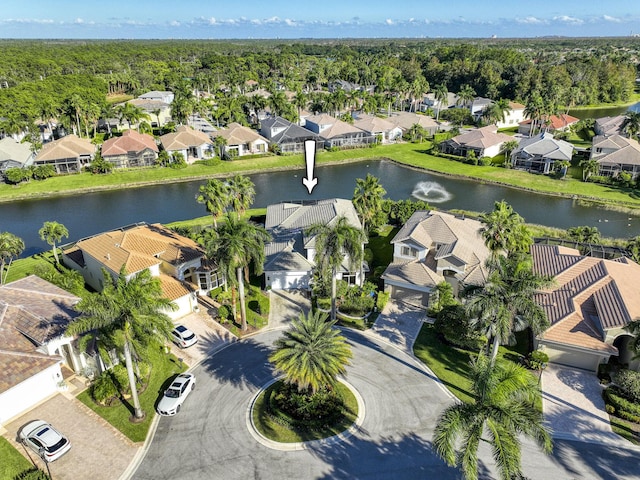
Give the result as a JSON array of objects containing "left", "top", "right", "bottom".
[{"left": 0, "top": 37, "right": 638, "bottom": 139}]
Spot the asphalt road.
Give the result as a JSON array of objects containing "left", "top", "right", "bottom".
[{"left": 132, "top": 329, "right": 640, "bottom": 480}]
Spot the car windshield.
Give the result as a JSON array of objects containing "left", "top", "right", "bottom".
[
  {"left": 165, "top": 388, "right": 180, "bottom": 398},
  {"left": 183, "top": 333, "right": 195, "bottom": 341},
  {"left": 47, "top": 437, "right": 68, "bottom": 453}
]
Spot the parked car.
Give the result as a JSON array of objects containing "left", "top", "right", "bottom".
[
  {"left": 19, "top": 420, "right": 71, "bottom": 462},
  {"left": 171, "top": 324, "right": 197, "bottom": 348},
  {"left": 157, "top": 373, "right": 196, "bottom": 416}
]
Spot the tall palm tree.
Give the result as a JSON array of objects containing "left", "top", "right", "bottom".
[
  {"left": 621, "top": 111, "right": 640, "bottom": 139},
  {"left": 38, "top": 221, "right": 69, "bottom": 264},
  {"left": 433, "top": 83, "right": 449, "bottom": 122},
  {"left": 480, "top": 200, "right": 532, "bottom": 257},
  {"left": 66, "top": 268, "right": 175, "bottom": 420},
  {"left": 205, "top": 216, "right": 270, "bottom": 331},
  {"left": 524, "top": 92, "right": 545, "bottom": 137},
  {"left": 434, "top": 352, "right": 553, "bottom": 480},
  {"left": 456, "top": 85, "right": 476, "bottom": 109},
  {"left": 466, "top": 253, "right": 551, "bottom": 363},
  {"left": 482, "top": 99, "right": 510, "bottom": 126},
  {"left": 579, "top": 158, "right": 600, "bottom": 182},
  {"left": 213, "top": 135, "right": 228, "bottom": 159},
  {"left": 352, "top": 173, "right": 387, "bottom": 234},
  {"left": 501, "top": 139, "right": 519, "bottom": 168},
  {"left": 226, "top": 175, "right": 255, "bottom": 218},
  {"left": 269, "top": 310, "right": 352, "bottom": 393},
  {"left": 0, "top": 232, "right": 24, "bottom": 285},
  {"left": 307, "top": 216, "right": 366, "bottom": 321},
  {"left": 196, "top": 179, "right": 229, "bottom": 228}
]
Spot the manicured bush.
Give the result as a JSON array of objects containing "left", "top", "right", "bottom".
[
  {"left": 376, "top": 291, "right": 390, "bottom": 311},
  {"left": 525, "top": 350, "right": 550, "bottom": 370},
  {"left": 217, "top": 304, "right": 230, "bottom": 322},
  {"left": 271, "top": 382, "right": 346, "bottom": 429},
  {"left": 604, "top": 386, "right": 640, "bottom": 422},
  {"left": 91, "top": 371, "right": 119, "bottom": 404},
  {"left": 434, "top": 304, "right": 485, "bottom": 351},
  {"left": 13, "top": 468, "right": 50, "bottom": 480},
  {"left": 614, "top": 369, "right": 640, "bottom": 403}
]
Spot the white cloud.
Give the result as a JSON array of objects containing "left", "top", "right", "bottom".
[
  {"left": 602, "top": 15, "right": 622, "bottom": 23},
  {"left": 1, "top": 18, "right": 56, "bottom": 25},
  {"left": 516, "top": 16, "right": 545, "bottom": 25},
  {"left": 385, "top": 19, "right": 394, "bottom": 25},
  {"left": 553, "top": 15, "right": 583, "bottom": 25}
]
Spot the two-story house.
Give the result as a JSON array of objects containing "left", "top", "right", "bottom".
[
  {"left": 259, "top": 116, "right": 322, "bottom": 154},
  {"left": 591, "top": 134, "right": 640, "bottom": 180},
  {"left": 511, "top": 132, "right": 574, "bottom": 174}
]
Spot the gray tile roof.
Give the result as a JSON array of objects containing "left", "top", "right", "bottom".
[
  {"left": 514, "top": 132, "right": 573, "bottom": 160},
  {"left": 592, "top": 135, "right": 640, "bottom": 166},
  {"left": 260, "top": 116, "right": 320, "bottom": 143}
]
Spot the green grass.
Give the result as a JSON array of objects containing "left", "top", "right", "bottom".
[
  {"left": 252, "top": 380, "right": 358, "bottom": 443},
  {"left": 4, "top": 250, "right": 57, "bottom": 284},
  {"left": 6, "top": 142, "right": 640, "bottom": 211},
  {"left": 0, "top": 437, "right": 32, "bottom": 480},
  {"left": 77, "top": 345, "right": 186, "bottom": 443},
  {"left": 413, "top": 324, "right": 535, "bottom": 404},
  {"left": 610, "top": 416, "right": 640, "bottom": 445}
]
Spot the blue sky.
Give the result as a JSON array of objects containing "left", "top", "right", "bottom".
[{"left": 1, "top": 1, "right": 638, "bottom": 39}]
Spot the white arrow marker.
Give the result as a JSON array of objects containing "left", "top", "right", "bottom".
[{"left": 302, "top": 140, "right": 318, "bottom": 194}]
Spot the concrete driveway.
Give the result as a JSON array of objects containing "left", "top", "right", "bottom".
[
  {"left": 168, "top": 310, "right": 236, "bottom": 367},
  {"left": 370, "top": 299, "right": 426, "bottom": 353},
  {"left": 2, "top": 388, "right": 137, "bottom": 480},
  {"left": 542, "top": 364, "right": 624, "bottom": 446}
]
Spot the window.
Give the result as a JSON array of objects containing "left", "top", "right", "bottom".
[
  {"left": 343, "top": 273, "right": 357, "bottom": 285},
  {"left": 401, "top": 245, "right": 418, "bottom": 258}
]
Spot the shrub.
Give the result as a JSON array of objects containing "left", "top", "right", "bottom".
[
  {"left": 13, "top": 468, "right": 50, "bottom": 480},
  {"left": 217, "top": 304, "right": 230, "bottom": 322},
  {"left": 111, "top": 364, "right": 130, "bottom": 393},
  {"left": 271, "top": 382, "right": 345, "bottom": 428},
  {"left": 91, "top": 371, "right": 118, "bottom": 404},
  {"left": 434, "top": 304, "right": 484, "bottom": 350},
  {"left": 376, "top": 291, "right": 390, "bottom": 311},
  {"left": 605, "top": 404, "right": 616, "bottom": 414},
  {"left": 614, "top": 369, "right": 640, "bottom": 403},
  {"left": 604, "top": 386, "right": 640, "bottom": 419},
  {"left": 525, "top": 350, "right": 550, "bottom": 370},
  {"left": 478, "top": 156, "right": 492, "bottom": 166}
]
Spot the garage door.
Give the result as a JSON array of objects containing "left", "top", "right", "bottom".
[
  {"left": 545, "top": 345, "right": 602, "bottom": 372},
  {"left": 392, "top": 286, "right": 427, "bottom": 308}
]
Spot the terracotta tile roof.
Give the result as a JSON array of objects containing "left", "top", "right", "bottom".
[
  {"left": 532, "top": 244, "right": 640, "bottom": 354},
  {"left": 75, "top": 223, "right": 204, "bottom": 276},
  {"left": 520, "top": 114, "right": 579, "bottom": 130},
  {"left": 160, "top": 125, "right": 211, "bottom": 151},
  {"left": 160, "top": 274, "right": 194, "bottom": 301},
  {"left": 101, "top": 130, "right": 158, "bottom": 157},
  {"left": 35, "top": 134, "right": 95, "bottom": 161},
  {"left": 0, "top": 276, "right": 80, "bottom": 393}
]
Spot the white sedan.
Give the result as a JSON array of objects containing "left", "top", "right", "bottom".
[
  {"left": 19, "top": 420, "right": 71, "bottom": 462},
  {"left": 157, "top": 373, "right": 196, "bottom": 416},
  {"left": 171, "top": 325, "right": 198, "bottom": 348}
]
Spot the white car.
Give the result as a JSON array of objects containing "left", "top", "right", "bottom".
[
  {"left": 19, "top": 420, "right": 71, "bottom": 462},
  {"left": 171, "top": 325, "right": 197, "bottom": 348},
  {"left": 157, "top": 373, "right": 196, "bottom": 416}
]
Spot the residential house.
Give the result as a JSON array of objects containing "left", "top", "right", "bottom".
[
  {"left": 441, "top": 125, "right": 513, "bottom": 158},
  {"left": 388, "top": 112, "right": 440, "bottom": 136},
  {"left": 382, "top": 210, "right": 490, "bottom": 307},
  {"left": 353, "top": 114, "right": 402, "bottom": 143},
  {"left": 421, "top": 92, "right": 458, "bottom": 114},
  {"left": 213, "top": 122, "right": 269, "bottom": 157},
  {"left": 468, "top": 97, "right": 494, "bottom": 121},
  {"left": 518, "top": 113, "right": 579, "bottom": 136},
  {"left": 127, "top": 97, "right": 172, "bottom": 128},
  {"left": 138, "top": 90, "right": 175, "bottom": 104},
  {"left": 495, "top": 102, "right": 527, "bottom": 129},
  {"left": 532, "top": 243, "right": 640, "bottom": 372},
  {"left": 0, "top": 276, "right": 91, "bottom": 425},
  {"left": 0, "top": 137, "right": 34, "bottom": 176},
  {"left": 160, "top": 125, "right": 213, "bottom": 163},
  {"left": 101, "top": 129, "right": 159, "bottom": 168},
  {"left": 188, "top": 113, "right": 216, "bottom": 135},
  {"left": 328, "top": 80, "right": 375, "bottom": 95},
  {"left": 591, "top": 134, "right": 640, "bottom": 180},
  {"left": 305, "top": 114, "right": 374, "bottom": 148},
  {"left": 263, "top": 199, "right": 365, "bottom": 291},
  {"left": 33, "top": 134, "right": 95, "bottom": 174},
  {"left": 594, "top": 115, "right": 626, "bottom": 137},
  {"left": 259, "top": 116, "right": 322, "bottom": 154},
  {"left": 62, "top": 223, "right": 224, "bottom": 319},
  {"left": 511, "top": 132, "right": 574, "bottom": 174}
]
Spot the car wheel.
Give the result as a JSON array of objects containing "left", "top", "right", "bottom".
[
  {"left": 176, "top": 405, "right": 181, "bottom": 413},
  {"left": 191, "top": 383, "right": 195, "bottom": 390}
]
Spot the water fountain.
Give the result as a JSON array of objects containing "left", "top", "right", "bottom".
[{"left": 411, "top": 181, "right": 453, "bottom": 203}]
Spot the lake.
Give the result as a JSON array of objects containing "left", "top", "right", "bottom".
[{"left": 568, "top": 101, "right": 640, "bottom": 120}]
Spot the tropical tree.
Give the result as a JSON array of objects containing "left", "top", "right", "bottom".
[
  {"left": 456, "top": 84, "right": 476, "bottom": 109},
  {"left": 567, "top": 225, "right": 601, "bottom": 244},
  {"left": 433, "top": 83, "right": 449, "bottom": 122},
  {"left": 482, "top": 98, "right": 511, "bottom": 126},
  {"left": 269, "top": 310, "right": 352, "bottom": 393},
  {"left": 624, "top": 319, "right": 640, "bottom": 359},
  {"left": 226, "top": 175, "right": 256, "bottom": 218},
  {"left": 204, "top": 215, "right": 270, "bottom": 331},
  {"left": 196, "top": 179, "right": 229, "bottom": 228},
  {"left": 307, "top": 216, "right": 366, "bottom": 321},
  {"left": 626, "top": 236, "right": 640, "bottom": 263},
  {"left": 352, "top": 173, "right": 387, "bottom": 233},
  {"left": 0, "top": 232, "right": 24, "bottom": 285},
  {"left": 38, "top": 221, "right": 69, "bottom": 264},
  {"left": 433, "top": 352, "right": 553, "bottom": 480},
  {"left": 407, "top": 123, "right": 427, "bottom": 143},
  {"left": 622, "top": 111, "right": 640, "bottom": 139},
  {"left": 466, "top": 253, "right": 551, "bottom": 363},
  {"left": 554, "top": 159, "right": 571, "bottom": 179},
  {"left": 66, "top": 268, "right": 175, "bottom": 420},
  {"left": 213, "top": 135, "right": 228, "bottom": 159},
  {"left": 579, "top": 158, "right": 600, "bottom": 182},
  {"left": 480, "top": 200, "right": 532, "bottom": 257},
  {"left": 501, "top": 139, "right": 519, "bottom": 167},
  {"left": 524, "top": 92, "right": 545, "bottom": 137}
]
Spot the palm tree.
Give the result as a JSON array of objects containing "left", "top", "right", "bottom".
[
  {"left": 352, "top": 173, "right": 387, "bottom": 234},
  {"left": 579, "top": 158, "right": 600, "bottom": 182},
  {"left": 623, "top": 319, "right": 640, "bottom": 358},
  {"left": 269, "top": 310, "right": 352, "bottom": 393},
  {"left": 433, "top": 83, "right": 449, "bottom": 122},
  {"left": 213, "top": 135, "right": 228, "bottom": 159},
  {"left": 205, "top": 215, "right": 270, "bottom": 331},
  {"left": 567, "top": 225, "right": 601, "bottom": 244},
  {"left": 38, "top": 221, "right": 69, "bottom": 264},
  {"left": 226, "top": 175, "right": 255, "bottom": 218},
  {"left": 433, "top": 352, "right": 552, "bottom": 480},
  {"left": 626, "top": 236, "right": 640, "bottom": 263},
  {"left": 482, "top": 98, "right": 511, "bottom": 126},
  {"left": 196, "top": 179, "right": 229, "bottom": 228},
  {"left": 66, "top": 268, "right": 175, "bottom": 420},
  {"left": 466, "top": 253, "right": 551, "bottom": 363},
  {"left": 524, "top": 92, "right": 545, "bottom": 137},
  {"left": 456, "top": 85, "right": 476, "bottom": 109},
  {"left": 555, "top": 159, "right": 571, "bottom": 179},
  {"left": 480, "top": 200, "right": 532, "bottom": 257},
  {"left": 621, "top": 111, "right": 640, "bottom": 139},
  {"left": 501, "top": 139, "right": 519, "bottom": 168},
  {"left": 307, "top": 216, "right": 366, "bottom": 321},
  {"left": 0, "top": 232, "right": 24, "bottom": 285}
]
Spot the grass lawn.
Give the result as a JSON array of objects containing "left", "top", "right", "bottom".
[
  {"left": 413, "top": 324, "right": 534, "bottom": 404},
  {"left": 610, "top": 416, "right": 640, "bottom": 445},
  {"left": 4, "top": 250, "right": 58, "bottom": 284},
  {"left": 77, "top": 345, "right": 186, "bottom": 443},
  {"left": 0, "top": 437, "right": 33, "bottom": 480},
  {"left": 252, "top": 380, "right": 358, "bottom": 443}
]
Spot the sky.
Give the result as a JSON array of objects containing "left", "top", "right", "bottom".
[{"left": 1, "top": 0, "right": 639, "bottom": 39}]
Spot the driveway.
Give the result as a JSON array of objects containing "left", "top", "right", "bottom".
[
  {"left": 168, "top": 310, "right": 236, "bottom": 367},
  {"left": 266, "top": 289, "right": 311, "bottom": 331},
  {"left": 370, "top": 299, "right": 426, "bottom": 353},
  {"left": 542, "top": 364, "right": 623, "bottom": 446},
  {"left": 2, "top": 388, "right": 137, "bottom": 480}
]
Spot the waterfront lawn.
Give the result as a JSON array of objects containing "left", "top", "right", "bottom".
[
  {"left": 0, "top": 437, "right": 32, "bottom": 480},
  {"left": 413, "top": 324, "right": 534, "bottom": 404},
  {"left": 4, "top": 250, "right": 57, "bottom": 284},
  {"left": 77, "top": 345, "right": 186, "bottom": 443},
  {"left": 367, "top": 225, "right": 397, "bottom": 276}
]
